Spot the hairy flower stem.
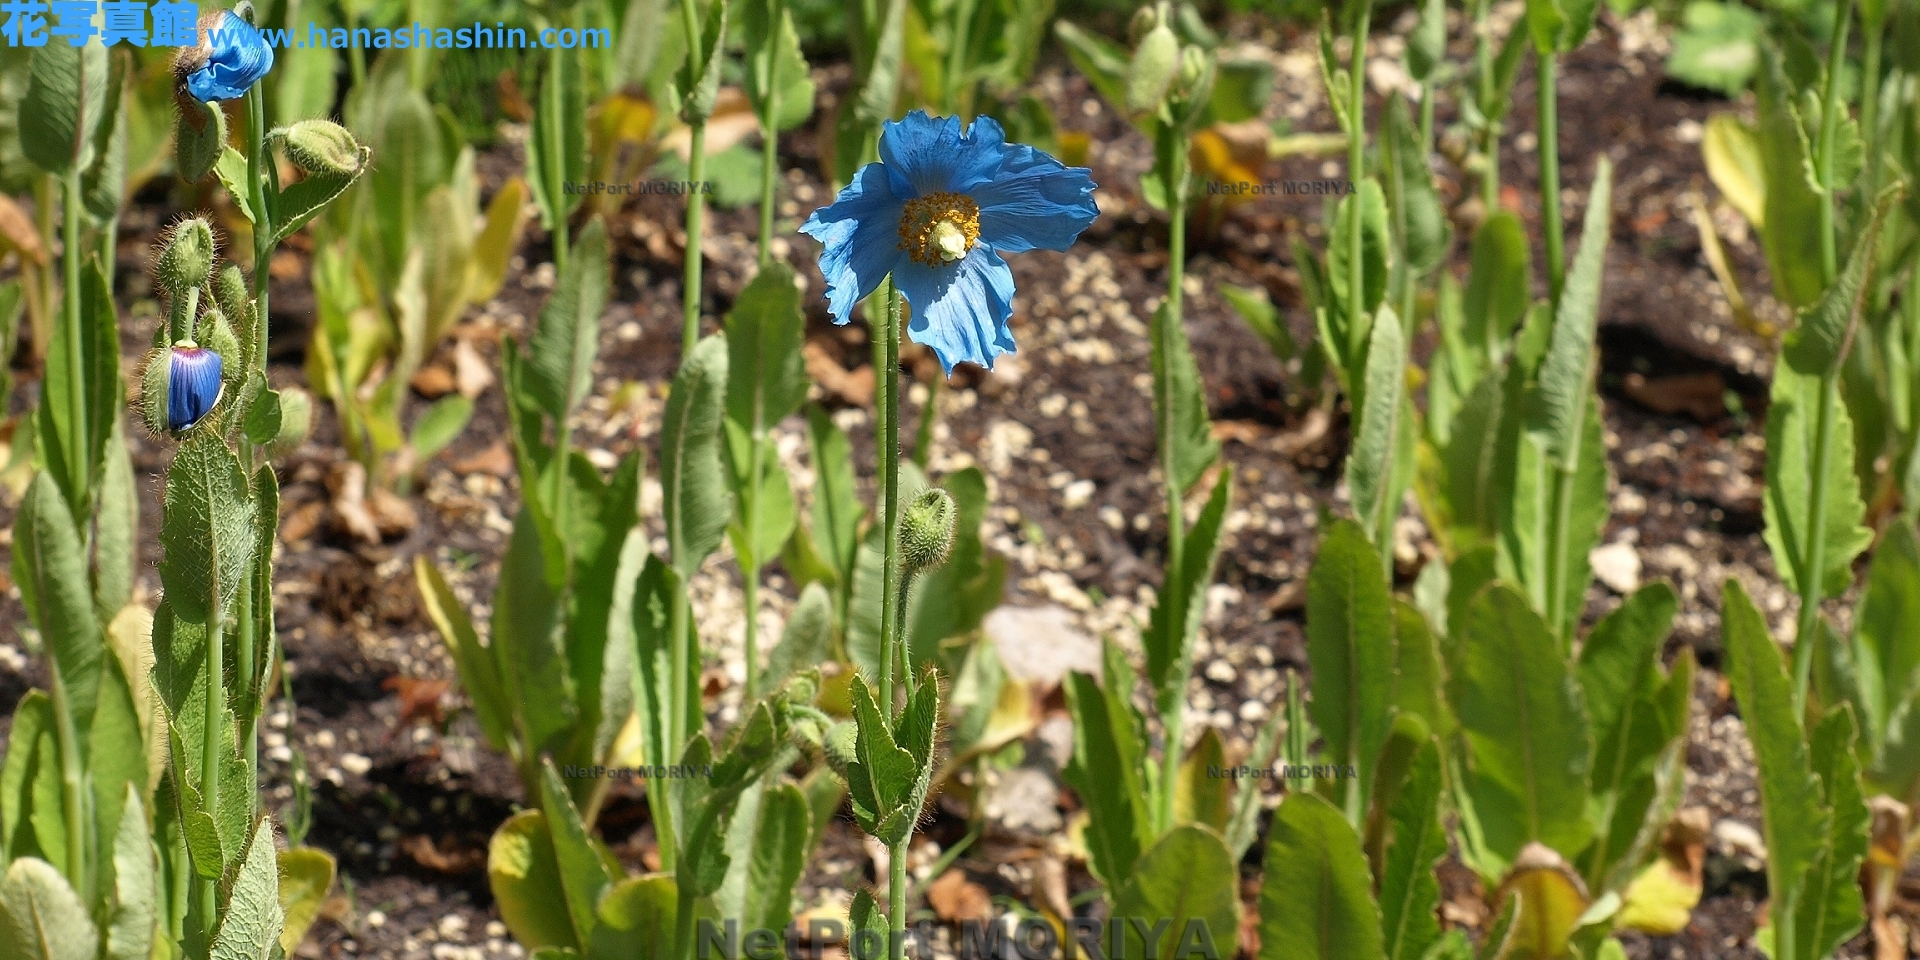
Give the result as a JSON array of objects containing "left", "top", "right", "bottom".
[
  {"left": 1472, "top": 0, "right": 1499, "bottom": 210},
  {"left": 878, "top": 280, "right": 903, "bottom": 710},
  {"left": 1344, "top": 1, "right": 1372, "bottom": 825},
  {"left": 1537, "top": 55, "right": 1564, "bottom": 304},
  {"left": 743, "top": 431, "right": 765, "bottom": 702},
  {"left": 247, "top": 86, "right": 273, "bottom": 355},
  {"left": 47, "top": 657, "right": 90, "bottom": 897},
  {"left": 683, "top": 122, "right": 709, "bottom": 355},
  {"left": 1792, "top": 0, "right": 1853, "bottom": 712}
]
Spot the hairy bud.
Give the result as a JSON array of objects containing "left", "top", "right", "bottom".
[
  {"left": 900, "top": 488, "right": 958, "bottom": 575},
  {"left": 197, "top": 307, "right": 243, "bottom": 384},
  {"left": 156, "top": 218, "right": 215, "bottom": 294},
  {"left": 213, "top": 265, "right": 251, "bottom": 327},
  {"left": 270, "top": 387, "right": 314, "bottom": 456},
  {"left": 282, "top": 120, "right": 367, "bottom": 178}
]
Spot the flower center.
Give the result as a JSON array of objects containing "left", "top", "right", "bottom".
[{"left": 898, "top": 192, "right": 981, "bottom": 266}]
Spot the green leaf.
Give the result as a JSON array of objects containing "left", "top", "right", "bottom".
[
  {"left": 805, "top": 405, "right": 862, "bottom": 583},
  {"left": 211, "top": 819, "right": 287, "bottom": 960},
  {"left": 1407, "top": 0, "right": 1447, "bottom": 81},
  {"left": 739, "top": 0, "right": 815, "bottom": 132},
  {"left": 1464, "top": 212, "right": 1532, "bottom": 362},
  {"left": 1381, "top": 739, "right": 1445, "bottom": 960},
  {"left": 1116, "top": 825, "right": 1239, "bottom": 960},
  {"left": 1449, "top": 583, "right": 1593, "bottom": 866},
  {"left": 1703, "top": 113, "right": 1765, "bottom": 227},
  {"left": 492, "top": 511, "right": 577, "bottom": 755},
  {"left": 1258, "top": 794, "right": 1387, "bottom": 960},
  {"left": 1150, "top": 301, "right": 1219, "bottom": 496},
  {"left": 1855, "top": 522, "right": 1920, "bottom": 751},
  {"left": 1144, "top": 468, "right": 1231, "bottom": 712},
  {"left": 0, "top": 857, "right": 97, "bottom": 960},
  {"left": 1762, "top": 364, "right": 1871, "bottom": 600},
  {"left": 80, "top": 52, "right": 127, "bottom": 224},
  {"left": 726, "top": 264, "right": 810, "bottom": 437},
  {"left": 526, "top": 218, "right": 611, "bottom": 423},
  {"left": 20, "top": 43, "right": 108, "bottom": 175},
  {"left": 1392, "top": 600, "right": 1452, "bottom": 740},
  {"left": 538, "top": 760, "right": 615, "bottom": 946},
  {"left": 1174, "top": 728, "right": 1232, "bottom": 831},
  {"left": 12, "top": 473, "right": 103, "bottom": 746},
  {"left": 1528, "top": 158, "right": 1612, "bottom": 470},
  {"left": 1221, "top": 284, "right": 1295, "bottom": 362},
  {"left": 831, "top": 0, "right": 905, "bottom": 184},
  {"left": 88, "top": 659, "right": 144, "bottom": 881},
  {"left": 1782, "top": 185, "right": 1900, "bottom": 376},
  {"left": 416, "top": 557, "right": 512, "bottom": 751},
  {"left": 631, "top": 556, "right": 694, "bottom": 788},
  {"left": 276, "top": 848, "right": 335, "bottom": 958},
  {"left": 716, "top": 781, "right": 810, "bottom": 935},
  {"left": 588, "top": 875, "right": 678, "bottom": 960},
  {"left": 1054, "top": 22, "right": 1130, "bottom": 119},
  {"left": 765, "top": 583, "right": 833, "bottom": 694},
  {"left": 410, "top": 394, "right": 474, "bottom": 465},
  {"left": 662, "top": 335, "right": 733, "bottom": 579},
  {"left": 158, "top": 433, "right": 257, "bottom": 625},
  {"left": 846, "top": 676, "right": 917, "bottom": 841},
  {"left": 1062, "top": 639, "right": 1151, "bottom": 888},
  {"left": 1329, "top": 179, "right": 1391, "bottom": 337},
  {"left": 1754, "top": 49, "right": 1826, "bottom": 309},
  {"left": 1792, "top": 707, "right": 1866, "bottom": 960},
  {"left": 678, "top": 0, "right": 731, "bottom": 123},
  {"left": 174, "top": 97, "right": 227, "bottom": 184},
  {"left": 1578, "top": 583, "right": 1680, "bottom": 790},
  {"left": 1439, "top": 371, "right": 1508, "bottom": 554},
  {"left": 269, "top": 149, "right": 368, "bottom": 245},
  {"left": 1348, "top": 306, "right": 1408, "bottom": 538},
  {"left": 1721, "top": 578, "right": 1828, "bottom": 950},
  {"left": 1665, "top": 1, "right": 1762, "bottom": 97},
  {"left": 1305, "top": 519, "right": 1397, "bottom": 813},
  {"left": 103, "top": 786, "right": 153, "bottom": 960},
  {"left": 489, "top": 811, "right": 579, "bottom": 952},
  {"left": 0, "top": 693, "right": 56, "bottom": 869},
  {"left": 1525, "top": 0, "right": 1598, "bottom": 53},
  {"left": 528, "top": 52, "right": 587, "bottom": 230},
  {"left": 1384, "top": 97, "right": 1451, "bottom": 275}
]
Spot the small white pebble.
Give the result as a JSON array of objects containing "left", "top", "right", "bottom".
[
  {"left": 439, "top": 915, "right": 469, "bottom": 940},
  {"left": 1062, "top": 480, "right": 1095, "bottom": 510},
  {"left": 312, "top": 730, "right": 336, "bottom": 749},
  {"left": 367, "top": 911, "right": 387, "bottom": 928},
  {"left": 340, "top": 753, "right": 372, "bottom": 776}
]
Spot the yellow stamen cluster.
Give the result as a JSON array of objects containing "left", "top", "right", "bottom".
[{"left": 898, "top": 192, "right": 981, "bottom": 266}]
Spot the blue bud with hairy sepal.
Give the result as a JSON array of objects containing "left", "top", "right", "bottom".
[
  {"left": 167, "top": 347, "right": 223, "bottom": 432},
  {"left": 182, "top": 12, "right": 275, "bottom": 103}
]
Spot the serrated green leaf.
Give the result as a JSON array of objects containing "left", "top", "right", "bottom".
[
  {"left": 416, "top": 556, "right": 511, "bottom": 752},
  {"left": 1144, "top": 469, "right": 1231, "bottom": 711},
  {"left": 1792, "top": 707, "right": 1865, "bottom": 960},
  {"left": 717, "top": 781, "right": 810, "bottom": 935},
  {"left": 740, "top": 0, "right": 815, "bottom": 132},
  {"left": 1577, "top": 583, "right": 1682, "bottom": 886},
  {"left": 1855, "top": 522, "right": 1920, "bottom": 751},
  {"left": 662, "top": 335, "right": 733, "bottom": 578},
  {"left": 1450, "top": 583, "right": 1592, "bottom": 866},
  {"left": 847, "top": 676, "right": 917, "bottom": 838},
  {"left": 1529, "top": 158, "right": 1612, "bottom": 469},
  {"left": 1783, "top": 185, "right": 1900, "bottom": 375},
  {"left": 103, "top": 785, "right": 152, "bottom": 960},
  {"left": 1392, "top": 600, "right": 1452, "bottom": 740},
  {"left": 526, "top": 218, "right": 611, "bottom": 422},
  {"left": 529, "top": 52, "right": 587, "bottom": 231},
  {"left": 1258, "top": 793, "right": 1386, "bottom": 960},
  {"left": 1385, "top": 97, "right": 1450, "bottom": 275},
  {"left": 1062, "top": 638, "right": 1151, "bottom": 888},
  {"left": 270, "top": 152, "right": 368, "bottom": 245},
  {"left": 1151, "top": 302, "right": 1219, "bottom": 496},
  {"left": 1763, "top": 364, "right": 1871, "bottom": 600},
  {"left": 1329, "top": 179, "right": 1391, "bottom": 337},
  {"left": 211, "top": 820, "right": 286, "bottom": 960},
  {"left": 678, "top": 0, "right": 731, "bottom": 123},
  {"left": 21, "top": 44, "right": 107, "bottom": 175},
  {"left": 587, "top": 874, "right": 677, "bottom": 960},
  {"left": 88, "top": 659, "right": 143, "bottom": 879},
  {"left": 1464, "top": 212, "right": 1532, "bottom": 362},
  {"left": 493, "top": 511, "right": 576, "bottom": 755},
  {"left": 91, "top": 423, "right": 135, "bottom": 621},
  {"left": 539, "top": 760, "right": 614, "bottom": 946},
  {"left": 1754, "top": 49, "right": 1826, "bottom": 309},
  {"left": 1174, "top": 728, "right": 1231, "bottom": 831},
  {"left": 1440, "top": 371, "right": 1508, "bottom": 553},
  {"left": 159, "top": 433, "right": 256, "bottom": 625},
  {"left": 1721, "top": 579, "right": 1828, "bottom": 951},
  {"left": 1306, "top": 519, "right": 1397, "bottom": 816},
  {"left": 1, "top": 692, "right": 56, "bottom": 868},
  {"left": 1381, "top": 738, "right": 1445, "bottom": 960}
]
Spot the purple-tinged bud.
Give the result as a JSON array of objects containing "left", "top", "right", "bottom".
[{"left": 143, "top": 345, "right": 223, "bottom": 436}]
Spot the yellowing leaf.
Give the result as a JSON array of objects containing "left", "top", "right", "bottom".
[{"left": 1703, "top": 113, "right": 1765, "bottom": 227}]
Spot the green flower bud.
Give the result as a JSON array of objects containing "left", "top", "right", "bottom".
[
  {"left": 138, "top": 347, "right": 171, "bottom": 437},
  {"left": 172, "top": 94, "right": 227, "bottom": 183},
  {"left": 281, "top": 120, "right": 366, "bottom": 178},
  {"left": 822, "top": 721, "right": 858, "bottom": 777},
  {"left": 156, "top": 218, "right": 215, "bottom": 294},
  {"left": 196, "top": 307, "right": 243, "bottom": 384},
  {"left": 270, "top": 387, "right": 313, "bottom": 457},
  {"left": 900, "top": 488, "right": 958, "bottom": 575},
  {"left": 213, "top": 265, "right": 251, "bottom": 327},
  {"left": 1127, "top": 4, "right": 1163, "bottom": 45},
  {"left": 1126, "top": 24, "right": 1181, "bottom": 115},
  {"left": 1178, "top": 45, "right": 1211, "bottom": 91}
]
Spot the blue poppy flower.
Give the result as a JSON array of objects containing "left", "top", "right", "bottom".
[
  {"left": 801, "top": 111, "right": 1098, "bottom": 373},
  {"left": 185, "top": 11, "right": 274, "bottom": 103},
  {"left": 168, "top": 346, "right": 223, "bottom": 432}
]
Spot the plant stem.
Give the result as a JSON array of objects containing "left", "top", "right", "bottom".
[
  {"left": 32, "top": 174, "right": 54, "bottom": 366},
  {"left": 743, "top": 432, "right": 765, "bottom": 701},
  {"left": 1157, "top": 132, "right": 1191, "bottom": 836},
  {"left": 757, "top": 0, "right": 786, "bottom": 268},
  {"left": 889, "top": 835, "right": 908, "bottom": 960},
  {"left": 683, "top": 123, "right": 708, "bottom": 356},
  {"left": 1347, "top": 0, "right": 1370, "bottom": 366},
  {"left": 878, "top": 280, "right": 903, "bottom": 708},
  {"left": 46, "top": 658, "right": 90, "bottom": 898},
  {"left": 1815, "top": 0, "right": 1850, "bottom": 285},
  {"left": 546, "top": 44, "right": 570, "bottom": 275},
  {"left": 1546, "top": 461, "right": 1578, "bottom": 644},
  {"left": 1536, "top": 53, "right": 1564, "bottom": 305},
  {"left": 61, "top": 170, "right": 86, "bottom": 505},
  {"left": 1859, "top": 9, "right": 1884, "bottom": 196},
  {"left": 1472, "top": 0, "right": 1498, "bottom": 210}
]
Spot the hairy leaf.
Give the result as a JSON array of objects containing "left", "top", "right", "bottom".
[
  {"left": 1306, "top": 519, "right": 1397, "bottom": 814},
  {"left": 1258, "top": 794, "right": 1387, "bottom": 960},
  {"left": 661, "top": 336, "right": 733, "bottom": 578}
]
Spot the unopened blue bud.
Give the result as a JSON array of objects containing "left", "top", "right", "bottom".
[
  {"left": 168, "top": 347, "right": 223, "bottom": 432},
  {"left": 183, "top": 12, "right": 275, "bottom": 103}
]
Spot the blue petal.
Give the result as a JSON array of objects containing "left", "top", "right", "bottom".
[
  {"left": 878, "top": 111, "right": 1008, "bottom": 197},
  {"left": 188, "top": 12, "right": 274, "bottom": 102},
  {"left": 800, "top": 162, "right": 907, "bottom": 324},
  {"left": 896, "top": 246, "right": 1017, "bottom": 374},
  {"left": 971, "top": 146, "right": 1099, "bottom": 254},
  {"left": 168, "top": 348, "right": 223, "bottom": 432}
]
